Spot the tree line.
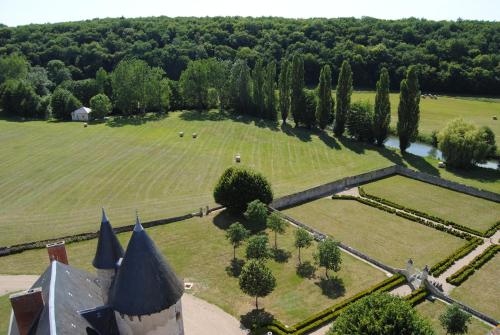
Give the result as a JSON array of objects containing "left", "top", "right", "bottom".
[{"left": 0, "top": 16, "right": 499, "bottom": 95}]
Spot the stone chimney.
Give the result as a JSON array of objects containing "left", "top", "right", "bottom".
[
  {"left": 9, "top": 288, "right": 44, "bottom": 335},
  {"left": 46, "top": 241, "right": 68, "bottom": 264}
]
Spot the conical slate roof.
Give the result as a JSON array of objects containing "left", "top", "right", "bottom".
[
  {"left": 109, "top": 215, "right": 184, "bottom": 316},
  {"left": 92, "top": 208, "right": 124, "bottom": 269}
]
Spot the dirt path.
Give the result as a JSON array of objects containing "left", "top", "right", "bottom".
[{"left": 0, "top": 275, "right": 38, "bottom": 296}]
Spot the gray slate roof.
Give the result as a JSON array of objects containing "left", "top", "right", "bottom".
[
  {"left": 92, "top": 209, "right": 124, "bottom": 270},
  {"left": 108, "top": 216, "right": 184, "bottom": 316}
]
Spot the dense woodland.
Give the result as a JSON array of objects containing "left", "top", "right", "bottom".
[{"left": 0, "top": 16, "right": 499, "bottom": 94}]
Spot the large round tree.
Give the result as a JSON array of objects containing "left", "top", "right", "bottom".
[
  {"left": 213, "top": 167, "right": 273, "bottom": 214},
  {"left": 328, "top": 293, "right": 435, "bottom": 335}
]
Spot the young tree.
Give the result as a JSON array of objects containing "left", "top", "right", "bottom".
[
  {"left": 334, "top": 60, "right": 353, "bottom": 136},
  {"left": 373, "top": 68, "right": 391, "bottom": 146},
  {"left": 112, "top": 59, "right": 151, "bottom": 115},
  {"left": 246, "top": 235, "right": 270, "bottom": 260},
  {"left": 328, "top": 293, "right": 435, "bottom": 335},
  {"left": 263, "top": 60, "right": 277, "bottom": 120},
  {"left": 95, "top": 67, "right": 109, "bottom": 94},
  {"left": 89, "top": 93, "right": 112, "bottom": 120},
  {"left": 179, "top": 59, "right": 210, "bottom": 110},
  {"left": 244, "top": 200, "right": 268, "bottom": 227},
  {"left": 252, "top": 58, "right": 265, "bottom": 117},
  {"left": 229, "top": 59, "right": 252, "bottom": 114},
  {"left": 303, "top": 89, "right": 317, "bottom": 128},
  {"left": 290, "top": 54, "right": 305, "bottom": 127},
  {"left": 278, "top": 60, "right": 291, "bottom": 124},
  {"left": 438, "top": 119, "right": 496, "bottom": 168},
  {"left": 147, "top": 67, "right": 170, "bottom": 113},
  {"left": 316, "top": 64, "right": 333, "bottom": 130},
  {"left": 213, "top": 167, "right": 273, "bottom": 214},
  {"left": 0, "top": 53, "right": 29, "bottom": 84},
  {"left": 27, "top": 66, "right": 53, "bottom": 96},
  {"left": 225, "top": 223, "right": 250, "bottom": 260},
  {"left": 347, "top": 100, "right": 375, "bottom": 143},
  {"left": 439, "top": 304, "right": 471, "bottom": 335},
  {"left": 267, "top": 212, "right": 287, "bottom": 249},
  {"left": 315, "top": 238, "right": 342, "bottom": 278},
  {"left": 239, "top": 260, "right": 276, "bottom": 310},
  {"left": 397, "top": 65, "right": 420, "bottom": 153},
  {"left": 294, "top": 228, "right": 313, "bottom": 264}
]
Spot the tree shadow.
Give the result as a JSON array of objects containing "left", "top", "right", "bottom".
[
  {"left": 226, "top": 258, "right": 245, "bottom": 277},
  {"left": 212, "top": 209, "right": 266, "bottom": 233},
  {"left": 318, "top": 130, "right": 341, "bottom": 149},
  {"left": 375, "top": 145, "right": 405, "bottom": 166},
  {"left": 337, "top": 136, "right": 366, "bottom": 154},
  {"left": 240, "top": 309, "right": 275, "bottom": 331},
  {"left": 402, "top": 152, "right": 439, "bottom": 175},
  {"left": 443, "top": 165, "right": 500, "bottom": 184},
  {"left": 106, "top": 113, "right": 167, "bottom": 127},
  {"left": 178, "top": 109, "right": 229, "bottom": 121},
  {"left": 315, "top": 276, "right": 346, "bottom": 299},
  {"left": 271, "top": 248, "right": 291, "bottom": 263},
  {"left": 280, "top": 122, "right": 312, "bottom": 142},
  {"left": 296, "top": 261, "right": 316, "bottom": 279}
]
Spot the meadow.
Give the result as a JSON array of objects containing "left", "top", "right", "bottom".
[
  {"left": 363, "top": 175, "right": 500, "bottom": 232},
  {"left": 282, "top": 198, "right": 466, "bottom": 269},
  {"left": 1, "top": 110, "right": 499, "bottom": 247},
  {"left": 0, "top": 212, "right": 387, "bottom": 329},
  {"left": 352, "top": 91, "right": 500, "bottom": 145}
]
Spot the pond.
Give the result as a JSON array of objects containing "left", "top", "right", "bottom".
[{"left": 384, "top": 136, "right": 499, "bottom": 170}]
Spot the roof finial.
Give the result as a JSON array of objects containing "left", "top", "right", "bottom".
[
  {"left": 101, "top": 207, "right": 109, "bottom": 223},
  {"left": 134, "top": 211, "right": 143, "bottom": 232}
]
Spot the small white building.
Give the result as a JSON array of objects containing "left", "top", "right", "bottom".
[{"left": 71, "top": 107, "right": 92, "bottom": 121}]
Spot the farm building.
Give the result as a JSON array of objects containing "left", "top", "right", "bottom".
[{"left": 71, "top": 107, "right": 92, "bottom": 121}]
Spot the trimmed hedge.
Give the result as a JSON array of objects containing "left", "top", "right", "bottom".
[
  {"left": 429, "top": 238, "right": 483, "bottom": 277},
  {"left": 359, "top": 187, "right": 499, "bottom": 238},
  {"left": 405, "top": 287, "right": 430, "bottom": 306},
  {"left": 262, "top": 274, "right": 406, "bottom": 334},
  {"left": 446, "top": 245, "right": 500, "bottom": 286}
]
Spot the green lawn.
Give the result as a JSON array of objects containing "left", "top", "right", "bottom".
[
  {"left": 0, "top": 211, "right": 387, "bottom": 326},
  {"left": 415, "top": 299, "right": 493, "bottom": 335},
  {"left": 352, "top": 91, "right": 500, "bottom": 145},
  {"left": 0, "top": 295, "right": 11, "bottom": 335},
  {"left": 450, "top": 254, "right": 500, "bottom": 320},
  {"left": 363, "top": 175, "right": 500, "bottom": 233},
  {"left": 282, "top": 198, "right": 466, "bottom": 269},
  {"left": 0, "top": 111, "right": 498, "bottom": 247}
]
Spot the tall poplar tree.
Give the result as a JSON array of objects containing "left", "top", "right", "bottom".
[
  {"left": 278, "top": 60, "right": 290, "bottom": 124},
  {"left": 373, "top": 68, "right": 391, "bottom": 146},
  {"left": 252, "top": 58, "right": 265, "bottom": 117},
  {"left": 316, "top": 64, "right": 333, "bottom": 130},
  {"left": 229, "top": 59, "right": 252, "bottom": 114},
  {"left": 290, "top": 54, "right": 305, "bottom": 127},
  {"left": 334, "top": 60, "right": 353, "bottom": 136},
  {"left": 397, "top": 65, "right": 420, "bottom": 153},
  {"left": 263, "top": 61, "right": 277, "bottom": 120}
]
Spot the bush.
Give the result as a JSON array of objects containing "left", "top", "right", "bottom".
[
  {"left": 50, "top": 87, "right": 81, "bottom": 120},
  {"left": 244, "top": 200, "right": 268, "bottom": 227},
  {"left": 213, "top": 167, "right": 273, "bottom": 214},
  {"left": 0, "top": 79, "right": 43, "bottom": 119},
  {"left": 347, "top": 100, "right": 375, "bottom": 143},
  {"left": 438, "top": 118, "right": 496, "bottom": 169},
  {"left": 89, "top": 93, "right": 112, "bottom": 120}
]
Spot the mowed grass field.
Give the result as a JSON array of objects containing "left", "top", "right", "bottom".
[
  {"left": 450, "top": 254, "right": 500, "bottom": 320},
  {"left": 0, "top": 212, "right": 387, "bottom": 327},
  {"left": 415, "top": 299, "right": 494, "bottom": 335},
  {"left": 1, "top": 111, "right": 498, "bottom": 247},
  {"left": 282, "top": 198, "right": 466, "bottom": 269},
  {"left": 363, "top": 175, "right": 500, "bottom": 233},
  {"left": 352, "top": 91, "right": 500, "bottom": 145}
]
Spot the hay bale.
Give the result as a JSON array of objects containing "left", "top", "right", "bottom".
[{"left": 192, "top": 133, "right": 198, "bottom": 138}]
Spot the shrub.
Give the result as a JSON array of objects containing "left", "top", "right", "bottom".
[
  {"left": 213, "top": 167, "right": 273, "bottom": 214},
  {"left": 438, "top": 118, "right": 496, "bottom": 169},
  {"left": 50, "top": 87, "right": 81, "bottom": 120},
  {"left": 244, "top": 200, "right": 268, "bottom": 227},
  {"left": 347, "top": 100, "right": 375, "bottom": 143}
]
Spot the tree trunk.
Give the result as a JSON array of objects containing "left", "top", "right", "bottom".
[
  {"left": 298, "top": 247, "right": 301, "bottom": 264},
  {"left": 325, "top": 267, "right": 329, "bottom": 279},
  {"left": 274, "top": 232, "right": 278, "bottom": 249},
  {"left": 255, "top": 296, "right": 259, "bottom": 310},
  {"left": 233, "top": 246, "right": 236, "bottom": 261}
]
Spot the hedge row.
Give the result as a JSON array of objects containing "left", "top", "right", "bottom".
[
  {"left": 446, "top": 245, "right": 500, "bottom": 286},
  {"left": 405, "top": 287, "right": 430, "bottom": 307},
  {"left": 263, "top": 274, "right": 406, "bottom": 335},
  {"left": 359, "top": 187, "right": 498, "bottom": 238},
  {"left": 333, "top": 194, "right": 472, "bottom": 241},
  {"left": 430, "top": 238, "right": 483, "bottom": 277}
]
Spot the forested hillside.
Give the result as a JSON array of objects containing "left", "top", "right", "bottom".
[{"left": 0, "top": 16, "right": 499, "bottom": 94}]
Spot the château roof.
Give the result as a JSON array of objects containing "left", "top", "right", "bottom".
[
  {"left": 92, "top": 209, "right": 124, "bottom": 270},
  {"left": 108, "top": 215, "right": 184, "bottom": 316}
]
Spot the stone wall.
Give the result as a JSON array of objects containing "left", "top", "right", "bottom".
[
  {"left": 271, "top": 165, "right": 398, "bottom": 209},
  {"left": 396, "top": 166, "right": 500, "bottom": 203}
]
